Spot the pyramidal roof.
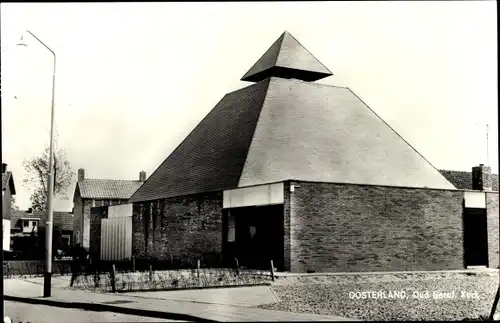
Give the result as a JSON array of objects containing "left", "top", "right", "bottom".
[
  {"left": 129, "top": 33, "right": 455, "bottom": 203},
  {"left": 241, "top": 31, "right": 333, "bottom": 82}
]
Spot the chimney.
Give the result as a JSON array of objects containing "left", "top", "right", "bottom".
[
  {"left": 472, "top": 164, "right": 492, "bottom": 191},
  {"left": 27, "top": 208, "right": 33, "bottom": 214},
  {"left": 2, "top": 163, "right": 6, "bottom": 173},
  {"left": 139, "top": 171, "right": 147, "bottom": 182},
  {"left": 78, "top": 168, "right": 85, "bottom": 181}
]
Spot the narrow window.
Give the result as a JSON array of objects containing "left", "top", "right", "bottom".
[{"left": 227, "top": 215, "right": 235, "bottom": 242}]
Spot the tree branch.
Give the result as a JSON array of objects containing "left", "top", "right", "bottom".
[{"left": 32, "top": 162, "right": 47, "bottom": 193}]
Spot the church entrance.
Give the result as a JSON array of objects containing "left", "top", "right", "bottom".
[
  {"left": 463, "top": 207, "right": 489, "bottom": 267},
  {"left": 222, "top": 204, "right": 284, "bottom": 271}
]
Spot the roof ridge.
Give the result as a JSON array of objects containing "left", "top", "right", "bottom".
[
  {"left": 346, "top": 87, "right": 454, "bottom": 188},
  {"left": 129, "top": 80, "right": 271, "bottom": 203},
  {"left": 82, "top": 178, "right": 142, "bottom": 182},
  {"left": 237, "top": 79, "right": 273, "bottom": 187},
  {"left": 281, "top": 32, "right": 332, "bottom": 75},
  {"left": 241, "top": 32, "right": 283, "bottom": 81}
]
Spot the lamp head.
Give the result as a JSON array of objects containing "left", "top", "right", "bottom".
[{"left": 16, "top": 35, "right": 28, "bottom": 47}]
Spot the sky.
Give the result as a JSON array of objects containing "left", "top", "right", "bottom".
[{"left": 1, "top": 1, "right": 498, "bottom": 212}]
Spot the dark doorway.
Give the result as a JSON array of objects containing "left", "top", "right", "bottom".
[
  {"left": 463, "top": 208, "right": 489, "bottom": 267},
  {"left": 222, "top": 204, "right": 284, "bottom": 270}
]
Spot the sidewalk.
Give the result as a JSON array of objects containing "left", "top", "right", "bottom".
[{"left": 4, "top": 277, "right": 355, "bottom": 322}]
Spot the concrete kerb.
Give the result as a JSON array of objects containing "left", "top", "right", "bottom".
[
  {"left": 110, "top": 282, "right": 272, "bottom": 293},
  {"left": 273, "top": 268, "right": 498, "bottom": 277},
  {"left": 3, "top": 295, "right": 215, "bottom": 322}
]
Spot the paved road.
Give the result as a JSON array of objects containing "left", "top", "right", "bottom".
[{"left": 4, "top": 301, "right": 186, "bottom": 323}]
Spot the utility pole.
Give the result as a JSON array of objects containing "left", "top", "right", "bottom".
[
  {"left": 17, "top": 30, "right": 57, "bottom": 298},
  {"left": 486, "top": 124, "right": 489, "bottom": 167},
  {"left": 476, "top": 123, "right": 490, "bottom": 166}
]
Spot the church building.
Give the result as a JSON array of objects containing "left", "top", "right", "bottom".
[{"left": 128, "top": 31, "right": 499, "bottom": 272}]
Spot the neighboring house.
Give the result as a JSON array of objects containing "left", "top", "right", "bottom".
[
  {"left": 439, "top": 167, "right": 499, "bottom": 191},
  {"left": 73, "top": 168, "right": 146, "bottom": 250},
  {"left": 10, "top": 209, "right": 74, "bottom": 249},
  {"left": 2, "top": 163, "right": 16, "bottom": 251},
  {"left": 126, "top": 31, "right": 499, "bottom": 273}
]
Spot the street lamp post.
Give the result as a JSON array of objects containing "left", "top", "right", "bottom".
[{"left": 17, "top": 30, "right": 56, "bottom": 298}]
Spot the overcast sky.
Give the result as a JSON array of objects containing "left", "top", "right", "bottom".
[{"left": 1, "top": 1, "right": 497, "bottom": 212}]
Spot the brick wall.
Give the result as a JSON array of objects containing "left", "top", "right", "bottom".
[
  {"left": 82, "top": 199, "right": 93, "bottom": 250},
  {"left": 72, "top": 197, "right": 83, "bottom": 245},
  {"left": 132, "top": 191, "right": 223, "bottom": 261},
  {"left": 487, "top": 192, "right": 499, "bottom": 268},
  {"left": 283, "top": 181, "right": 292, "bottom": 271},
  {"left": 89, "top": 206, "right": 108, "bottom": 261},
  {"left": 3, "top": 186, "right": 12, "bottom": 220},
  {"left": 287, "top": 181, "right": 466, "bottom": 273}
]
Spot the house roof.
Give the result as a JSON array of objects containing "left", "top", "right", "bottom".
[
  {"left": 438, "top": 169, "right": 499, "bottom": 191},
  {"left": 241, "top": 31, "right": 333, "bottom": 83},
  {"left": 11, "top": 210, "right": 73, "bottom": 231},
  {"left": 2, "top": 171, "right": 16, "bottom": 195},
  {"left": 75, "top": 179, "right": 143, "bottom": 200},
  {"left": 129, "top": 32, "right": 456, "bottom": 203}
]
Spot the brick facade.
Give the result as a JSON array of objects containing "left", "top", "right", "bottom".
[
  {"left": 132, "top": 191, "right": 223, "bottom": 261},
  {"left": 89, "top": 206, "right": 108, "bottom": 261},
  {"left": 283, "top": 181, "right": 292, "bottom": 271},
  {"left": 286, "top": 181, "right": 468, "bottom": 273},
  {"left": 128, "top": 180, "right": 498, "bottom": 273},
  {"left": 487, "top": 192, "right": 500, "bottom": 268},
  {"left": 82, "top": 200, "right": 93, "bottom": 249},
  {"left": 72, "top": 197, "right": 83, "bottom": 245},
  {"left": 2, "top": 186, "right": 12, "bottom": 221},
  {"left": 73, "top": 195, "right": 129, "bottom": 250}
]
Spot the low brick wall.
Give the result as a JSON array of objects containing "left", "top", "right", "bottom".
[{"left": 287, "top": 181, "right": 467, "bottom": 273}]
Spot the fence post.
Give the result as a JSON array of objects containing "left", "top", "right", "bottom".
[
  {"left": 149, "top": 265, "right": 153, "bottom": 282},
  {"left": 234, "top": 258, "right": 239, "bottom": 276},
  {"left": 489, "top": 286, "right": 500, "bottom": 320},
  {"left": 94, "top": 268, "right": 98, "bottom": 288},
  {"left": 111, "top": 264, "right": 116, "bottom": 293},
  {"left": 132, "top": 256, "right": 136, "bottom": 272},
  {"left": 196, "top": 259, "right": 200, "bottom": 279},
  {"left": 270, "top": 260, "right": 275, "bottom": 282}
]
